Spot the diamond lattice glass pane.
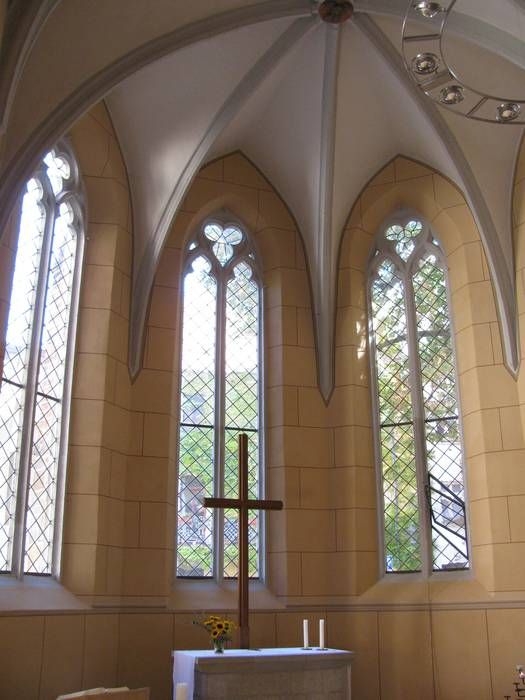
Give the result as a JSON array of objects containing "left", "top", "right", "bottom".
[
  {"left": 413, "top": 255, "right": 458, "bottom": 419},
  {"left": 179, "top": 257, "right": 216, "bottom": 426},
  {"left": 23, "top": 205, "right": 77, "bottom": 574},
  {"left": 225, "top": 263, "right": 259, "bottom": 431},
  {"left": 223, "top": 509, "right": 259, "bottom": 580},
  {"left": 248, "top": 510, "right": 259, "bottom": 578},
  {"left": 23, "top": 396, "right": 60, "bottom": 574},
  {"left": 426, "top": 419, "right": 468, "bottom": 570},
  {"left": 223, "top": 430, "right": 259, "bottom": 578},
  {"left": 177, "top": 257, "right": 216, "bottom": 577},
  {"left": 381, "top": 424, "right": 421, "bottom": 572},
  {"left": 176, "top": 426, "right": 214, "bottom": 577},
  {"left": 0, "top": 382, "right": 24, "bottom": 571},
  {"left": 371, "top": 261, "right": 412, "bottom": 426},
  {"left": 37, "top": 203, "right": 77, "bottom": 400},
  {"left": 3, "top": 179, "right": 45, "bottom": 386},
  {"left": 224, "top": 507, "right": 239, "bottom": 578},
  {"left": 0, "top": 178, "right": 46, "bottom": 572},
  {"left": 413, "top": 254, "right": 468, "bottom": 569},
  {"left": 385, "top": 220, "right": 423, "bottom": 261},
  {"left": 223, "top": 262, "right": 259, "bottom": 578}
]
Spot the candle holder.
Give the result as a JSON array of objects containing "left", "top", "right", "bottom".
[{"left": 503, "top": 664, "right": 525, "bottom": 699}]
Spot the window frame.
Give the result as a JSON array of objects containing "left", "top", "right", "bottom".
[
  {"left": 2, "top": 139, "right": 85, "bottom": 580},
  {"left": 174, "top": 211, "right": 266, "bottom": 583},
  {"left": 367, "top": 209, "right": 471, "bottom": 579}
]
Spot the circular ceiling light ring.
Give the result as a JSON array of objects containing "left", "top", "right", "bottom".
[
  {"left": 319, "top": 0, "right": 354, "bottom": 24},
  {"left": 401, "top": 0, "right": 525, "bottom": 124}
]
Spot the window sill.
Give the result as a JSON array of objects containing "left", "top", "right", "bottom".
[
  {"left": 169, "top": 578, "right": 285, "bottom": 612},
  {"left": 380, "top": 568, "right": 473, "bottom": 582},
  {"left": 0, "top": 574, "right": 87, "bottom": 613}
]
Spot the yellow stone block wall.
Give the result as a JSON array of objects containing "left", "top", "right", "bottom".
[{"left": 62, "top": 103, "right": 133, "bottom": 599}]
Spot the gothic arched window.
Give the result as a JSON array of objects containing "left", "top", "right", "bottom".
[
  {"left": 368, "top": 214, "right": 469, "bottom": 574},
  {"left": 176, "top": 217, "right": 262, "bottom": 579},
  {"left": 0, "top": 142, "right": 85, "bottom": 578}
]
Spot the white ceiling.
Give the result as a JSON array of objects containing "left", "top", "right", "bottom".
[{"left": 103, "top": 0, "right": 525, "bottom": 397}]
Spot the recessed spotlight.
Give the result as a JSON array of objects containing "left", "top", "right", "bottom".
[
  {"left": 440, "top": 85, "right": 464, "bottom": 105},
  {"left": 412, "top": 1, "right": 445, "bottom": 18},
  {"left": 412, "top": 52, "right": 440, "bottom": 75},
  {"left": 496, "top": 102, "right": 521, "bottom": 122}
]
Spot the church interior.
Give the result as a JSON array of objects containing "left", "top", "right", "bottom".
[{"left": 1, "top": 0, "right": 525, "bottom": 698}]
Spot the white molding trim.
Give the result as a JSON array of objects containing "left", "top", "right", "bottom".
[
  {"left": 354, "top": 13, "right": 520, "bottom": 378},
  {"left": 128, "top": 16, "right": 317, "bottom": 378}
]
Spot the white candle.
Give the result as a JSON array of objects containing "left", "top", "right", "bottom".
[
  {"left": 319, "top": 619, "right": 325, "bottom": 649},
  {"left": 303, "top": 618, "right": 309, "bottom": 648},
  {"left": 175, "top": 682, "right": 189, "bottom": 700}
]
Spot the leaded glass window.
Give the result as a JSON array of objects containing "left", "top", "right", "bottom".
[
  {"left": 176, "top": 218, "right": 262, "bottom": 579},
  {"left": 368, "top": 215, "right": 469, "bottom": 574},
  {"left": 0, "top": 142, "right": 84, "bottom": 578}
]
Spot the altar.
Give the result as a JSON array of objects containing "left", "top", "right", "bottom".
[{"left": 172, "top": 647, "right": 354, "bottom": 699}]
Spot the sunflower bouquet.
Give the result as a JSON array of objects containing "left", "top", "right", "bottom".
[{"left": 194, "top": 615, "right": 235, "bottom": 653}]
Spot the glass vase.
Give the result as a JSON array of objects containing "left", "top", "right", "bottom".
[{"left": 213, "top": 638, "right": 225, "bottom": 654}]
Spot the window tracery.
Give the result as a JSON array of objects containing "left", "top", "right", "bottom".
[
  {"left": 176, "top": 217, "right": 262, "bottom": 580},
  {"left": 368, "top": 214, "right": 469, "bottom": 574},
  {"left": 0, "top": 142, "right": 84, "bottom": 578}
]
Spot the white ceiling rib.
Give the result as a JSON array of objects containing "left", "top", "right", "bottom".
[{"left": 316, "top": 25, "right": 341, "bottom": 401}]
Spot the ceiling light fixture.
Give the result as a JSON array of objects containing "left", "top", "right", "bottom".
[
  {"left": 497, "top": 102, "right": 521, "bottom": 122},
  {"left": 439, "top": 85, "right": 464, "bottom": 105},
  {"left": 412, "top": 52, "right": 440, "bottom": 75},
  {"left": 412, "top": 2, "right": 445, "bottom": 19},
  {"left": 402, "top": 0, "right": 525, "bottom": 124}
]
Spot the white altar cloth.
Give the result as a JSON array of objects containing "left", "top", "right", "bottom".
[{"left": 172, "top": 647, "right": 353, "bottom": 699}]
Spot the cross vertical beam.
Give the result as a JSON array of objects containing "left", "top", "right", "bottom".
[
  {"left": 203, "top": 433, "right": 283, "bottom": 649},
  {"left": 238, "top": 433, "right": 249, "bottom": 648}
]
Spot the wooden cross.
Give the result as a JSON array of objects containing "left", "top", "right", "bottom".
[{"left": 203, "top": 433, "right": 283, "bottom": 649}]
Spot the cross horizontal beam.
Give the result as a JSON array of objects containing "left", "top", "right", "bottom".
[{"left": 203, "top": 497, "right": 283, "bottom": 511}]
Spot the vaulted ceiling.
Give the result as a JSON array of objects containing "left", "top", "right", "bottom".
[{"left": 1, "top": 0, "right": 524, "bottom": 399}]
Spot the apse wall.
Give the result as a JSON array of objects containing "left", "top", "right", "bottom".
[
  {"left": 2, "top": 103, "right": 525, "bottom": 700},
  {"left": 332, "top": 154, "right": 525, "bottom": 699}
]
